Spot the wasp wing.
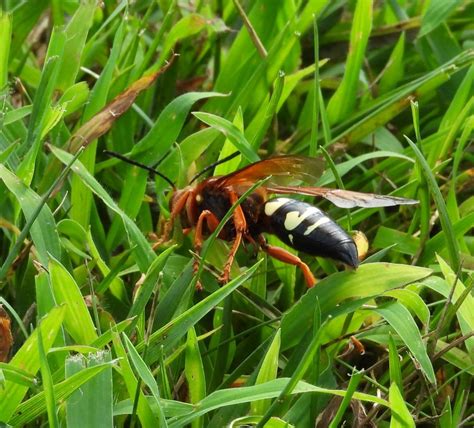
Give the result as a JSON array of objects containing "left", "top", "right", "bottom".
[
  {"left": 265, "top": 186, "right": 419, "bottom": 209},
  {"left": 215, "top": 156, "right": 325, "bottom": 188}
]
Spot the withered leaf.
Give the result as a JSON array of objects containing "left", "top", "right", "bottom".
[{"left": 69, "top": 54, "right": 177, "bottom": 153}]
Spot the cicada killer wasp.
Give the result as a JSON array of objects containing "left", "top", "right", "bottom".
[{"left": 106, "top": 152, "right": 417, "bottom": 288}]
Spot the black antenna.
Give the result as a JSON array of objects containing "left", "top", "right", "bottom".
[
  {"left": 104, "top": 150, "right": 176, "bottom": 189},
  {"left": 190, "top": 151, "right": 240, "bottom": 184}
]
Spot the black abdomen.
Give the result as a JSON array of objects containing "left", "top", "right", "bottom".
[{"left": 262, "top": 198, "right": 359, "bottom": 267}]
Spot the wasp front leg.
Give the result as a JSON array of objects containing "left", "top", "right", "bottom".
[
  {"left": 258, "top": 236, "right": 316, "bottom": 288},
  {"left": 219, "top": 190, "right": 247, "bottom": 285},
  {"left": 153, "top": 189, "right": 192, "bottom": 249}
]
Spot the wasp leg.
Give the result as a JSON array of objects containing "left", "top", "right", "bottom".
[
  {"left": 219, "top": 191, "right": 247, "bottom": 284},
  {"left": 153, "top": 189, "right": 192, "bottom": 249},
  {"left": 194, "top": 209, "right": 220, "bottom": 291},
  {"left": 259, "top": 237, "right": 316, "bottom": 288}
]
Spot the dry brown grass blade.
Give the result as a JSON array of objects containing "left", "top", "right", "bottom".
[{"left": 68, "top": 53, "right": 178, "bottom": 153}]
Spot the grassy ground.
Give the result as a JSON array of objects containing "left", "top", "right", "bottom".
[{"left": 0, "top": 1, "right": 473, "bottom": 426}]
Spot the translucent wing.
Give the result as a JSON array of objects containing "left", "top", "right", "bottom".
[
  {"left": 265, "top": 186, "right": 419, "bottom": 208},
  {"left": 215, "top": 156, "right": 325, "bottom": 188}
]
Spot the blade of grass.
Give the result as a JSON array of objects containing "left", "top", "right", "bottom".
[
  {"left": 123, "top": 334, "right": 167, "bottom": 426},
  {"left": 388, "top": 333, "right": 403, "bottom": 393},
  {"left": 250, "top": 329, "right": 281, "bottom": 416},
  {"left": 328, "top": 369, "right": 363, "bottom": 428},
  {"left": 10, "top": 361, "right": 115, "bottom": 426},
  {"left": 436, "top": 256, "right": 474, "bottom": 355},
  {"left": 404, "top": 136, "right": 460, "bottom": 270},
  {"left": 330, "top": 50, "right": 473, "bottom": 148},
  {"left": 0, "top": 147, "right": 83, "bottom": 279},
  {"left": 0, "top": 306, "right": 66, "bottom": 423},
  {"left": 68, "top": 19, "right": 126, "bottom": 227},
  {"left": 17, "top": 26, "right": 66, "bottom": 166},
  {"left": 112, "top": 332, "right": 159, "bottom": 426},
  {"left": 143, "top": 260, "right": 263, "bottom": 364},
  {"left": 214, "top": 108, "right": 244, "bottom": 176},
  {"left": 281, "top": 264, "right": 432, "bottom": 351},
  {"left": 50, "top": 146, "right": 156, "bottom": 272},
  {"left": 55, "top": 0, "right": 96, "bottom": 92},
  {"left": 373, "top": 302, "right": 436, "bottom": 384},
  {"left": 37, "top": 321, "right": 59, "bottom": 428},
  {"left": 319, "top": 146, "right": 352, "bottom": 230},
  {"left": 389, "top": 382, "right": 415, "bottom": 427},
  {"left": 409, "top": 100, "right": 430, "bottom": 263},
  {"left": 126, "top": 245, "right": 176, "bottom": 334},
  {"left": 447, "top": 116, "right": 474, "bottom": 226},
  {"left": 0, "top": 10, "right": 12, "bottom": 89},
  {"left": 193, "top": 112, "right": 260, "bottom": 163},
  {"left": 232, "top": 0, "right": 267, "bottom": 59},
  {"left": 379, "top": 32, "right": 406, "bottom": 94},
  {"left": 257, "top": 305, "right": 327, "bottom": 426},
  {"left": 419, "top": 0, "right": 464, "bottom": 37},
  {"left": 49, "top": 257, "right": 98, "bottom": 345},
  {"left": 249, "top": 70, "right": 284, "bottom": 150},
  {"left": 185, "top": 327, "right": 206, "bottom": 428},
  {"left": 169, "top": 377, "right": 388, "bottom": 427},
  {"left": 326, "top": 0, "right": 373, "bottom": 124},
  {"left": 309, "top": 16, "right": 320, "bottom": 157}
]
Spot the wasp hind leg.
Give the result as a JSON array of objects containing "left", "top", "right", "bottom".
[{"left": 259, "top": 236, "right": 317, "bottom": 288}]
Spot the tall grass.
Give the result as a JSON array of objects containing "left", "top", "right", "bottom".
[{"left": 0, "top": 1, "right": 472, "bottom": 426}]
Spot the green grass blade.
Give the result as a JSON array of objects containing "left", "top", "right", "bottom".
[
  {"left": 132, "top": 92, "right": 227, "bottom": 163},
  {"left": 388, "top": 333, "right": 403, "bottom": 394},
  {"left": 309, "top": 17, "right": 320, "bottom": 157},
  {"left": 10, "top": 362, "right": 114, "bottom": 426},
  {"left": 250, "top": 329, "right": 281, "bottom": 416},
  {"left": 281, "top": 264, "right": 432, "bottom": 351},
  {"left": 326, "top": 0, "right": 373, "bottom": 124},
  {"left": 55, "top": 0, "right": 96, "bottom": 92},
  {"left": 436, "top": 255, "right": 474, "bottom": 355},
  {"left": 185, "top": 326, "right": 206, "bottom": 428},
  {"left": 383, "top": 289, "right": 430, "bottom": 327},
  {"left": 143, "top": 260, "right": 263, "bottom": 363},
  {"left": 49, "top": 257, "right": 98, "bottom": 345},
  {"left": 68, "top": 19, "right": 126, "bottom": 229},
  {"left": 0, "top": 306, "right": 66, "bottom": 423},
  {"left": 169, "top": 378, "right": 389, "bottom": 427},
  {"left": 0, "top": 163, "right": 62, "bottom": 273},
  {"left": 0, "top": 10, "right": 11, "bottom": 89},
  {"left": 126, "top": 246, "right": 176, "bottom": 332},
  {"left": 419, "top": 0, "right": 464, "bottom": 37},
  {"left": 439, "top": 64, "right": 474, "bottom": 131},
  {"left": 193, "top": 111, "right": 260, "bottom": 163},
  {"left": 112, "top": 332, "right": 158, "bottom": 426},
  {"left": 374, "top": 302, "right": 436, "bottom": 384},
  {"left": 9, "top": 0, "right": 48, "bottom": 62},
  {"left": 405, "top": 136, "right": 460, "bottom": 270},
  {"left": 37, "top": 322, "right": 59, "bottom": 428},
  {"left": 379, "top": 32, "right": 406, "bottom": 94},
  {"left": 389, "top": 382, "right": 415, "bottom": 427},
  {"left": 18, "top": 27, "right": 65, "bottom": 161},
  {"left": 328, "top": 369, "right": 363, "bottom": 428},
  {"left": 258, "top": 304, "right": 327, "bottom": 426},
  {"left": 249, "top": 70, "right": 284, "bottom": 150},
  {"left": 50, "top": 146, "right": 156, "bottom": 272},
  {"left": 122, "top": 334, "right": 167, "bottom": 426},
  {"left": 214, "top": 108, "right": 244, "bottom": 176}
]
